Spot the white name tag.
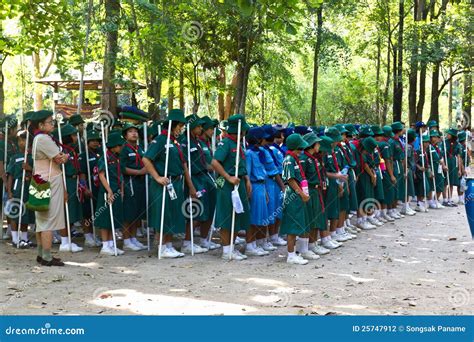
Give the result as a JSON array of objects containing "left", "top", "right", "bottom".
[
  {"left": 203, "top": 147, "right": 209, "bottom": 151},
  {"left": 294, "top": 165, "right": 299, "bottom": 170},
  {"left": 88, "top": 157, "right": 96, "bottom": 162},
  {"left": 165, "top": 143, "right": 175, "bottom": 148},
  {"left": 128, "top": 153, "right": 136, "bottom": 157},
  {"left": 190, "top": 147, "right": 198, "bottom": 152},
  {"left": 15, "top": 157, "right": 24, "bottom": 163}
]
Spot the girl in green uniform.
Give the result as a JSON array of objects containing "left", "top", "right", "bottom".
[
  {"left": 95, "top": 132, "right": 125, "bottom": 256},
  {"left": 428, "top": 130, "right": 447, "bottom": 208},
  {"left": 443, "top": 128, "right": 462, "bottom": 206},
  {"left": 211, "top": 114, "right": 251, "bottom": 261},
  {"left": 341, "top": 126, "right": 359, "bottom": 234},
  {"left": 378, "top": 126, "right": 396, "bottom": 221},
  {"left": 389, "top": 122, "right": 406, "bottom": 218},
  {"left": 405, "top": 129, "right": 417, "bottom": 213},
  {"left": 143, "top": 109, "right": 197, "bottom": 259},
  {"left": 57, "top": 124, "right": 84, "bottom": 253},
  {"left": 457, "top": 131, "right": 469, "bottom": 204},
  {"left": 120, "top": 123, "right": 147, "bottom": 251},
  {"left": 370, "top": 126, "right": 387, "bottom": 225},
  {"left": 280, "top": 133, "right": 310, "bottom": 265},
  {"left": 301, "top": 132, "right": 330, "bottom": 257},
  {"left": 414, "top": 135, "right": 433, "bottom": 211},
  {"left": 5, "top": 130, "right": 35, "bottom": 248},
  {"left": 78, "top": 130, "right": 102, "bottom": 247}
]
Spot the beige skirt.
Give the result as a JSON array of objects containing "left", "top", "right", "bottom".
[{"left": 35, "top": 174, "right": 65, "bottom": 232}]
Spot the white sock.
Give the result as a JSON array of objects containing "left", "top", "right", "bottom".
[
  {"left": 336, "top": 228, "right": 344, "bottom": 234},
  {"left": 11, "top": 231, "right": 19, "bottom": 243},
  {"left": 256, "top": 238, "right": 265, "bottom": 246},
  {"left": 223, "top": 245, "right": 230, "bottom": 254},
  {"left": 270, "top": 234, "right": 278, "bottom": 241},
  {"left": 102, "top": 241, "right": 108, "bottom": 248},
  {"left": 166, "top": 242, "right": 172, "bottom": 248},
  {"left": 21, "top": 231, "right": 28, "bottom": 241},
  {"left": 308, "top": 242, "right": 315, "bottom": 250},
  {"left": 85, "top": 233, "right": 93, "bottom": 240},
  {"left": 131, "top": 237, "right": 138, "bottom": 244},
  {"left": 330, "top": 231, "right": 337, "bottom": 238},
  {"left": 108, "top": 240, "right": 114, "bottom": 248},
  {"left": 288, "top": 251, "right": 296, "bottom": 258},
  {"left": 322, "top": 236, "right": 329, "bottom": 243},
  {"left": 61, "top": 236, "right": 69, "bottom": 245},
  {"left": 300, "top": 238, "right": 309, "bottom": 253},
  {"left": 124, "top": 238, "right": 132, "bottom": 245},
  {"left": 383, "top": 208, "right": 387, "bottom": 214},
  {"left": 182, "top": 240, "right": 191, "bottom": 247},
  {"left": 459, "top": 194, "right": 464, "bottom": 202}
]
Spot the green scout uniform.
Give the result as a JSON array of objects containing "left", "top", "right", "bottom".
[
  {"left": 200, "top": 138, "right": 217, "bottom": 218},
  {"left": 120, "top": 142, "right": 146, "bottom": 224},
  {"left": 301, "top": 152, "right": 326, "bottom": 230},
  {"left": 280, "top": 152, "right": 309, "bottom": 235},
  {"left": 356, "top": 149, "right": 376, "bottom": 205},
  {"left": 406, "top": 143, "right": 416, "bottom": 198},
  {"left": 95, "top": 151, "right": 124, "bottom": 230},
  {"left": 390, "top": 137, "right": 405, "bottom": 202},
  {"left": 414, "top": 147, "right": 432, "bottom": 197},
  {"left": 63, "top": 145, "right": 83, "bottom": 224},
  {"left": 182, "top": 136, "right": 216, "bottom": 222},
  {"left": 373, "top": 146, "right": 385, "bottom": 203},
  {"left": 429, "top": 143, "right": 445, "bottom": 193},
  {"left": 335, "top": 144, "right": 350, "bottom": 213},
  {"left": 379, "top": 139, "right": 395, "bottom": 205},
  {"left": 213, "top": 136, "right": 250, "bottom": 231},
  {"left": 6, "top": 152, "right": 35, "bottom": 224},
  {"left": 444, "top": 139, "right": 461, "bottom": 187},
  {"left": 144, "top": 133, "right": 185, "bottom": 234},
  {"left": 78, "top": 148, "right": 101, "bottom": 218},
  {"left": 323, "top": 150, "right": 340, "bottom": 220},
  {"left": 345, "top": 140, "right": 359, "bottom": 212}
]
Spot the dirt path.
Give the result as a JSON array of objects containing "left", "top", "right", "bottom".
[{"left": 1, "top": 205, "right": 472, "bottom": 316}]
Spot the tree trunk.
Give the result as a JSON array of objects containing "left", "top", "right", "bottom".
[
  {"left": 415, "top": 0, "right": 428, "bottom": 122},
  {"left": 393, "top": 0, "right": 404, "bottom": 122},
  {"left": 408, "top": 1, "right": 421, "bottom": 125},
  {"left": 375, "top": 35, "right": 381, "bottom": 124},
  {"left": 32, "top": 52, "right": 43, "bottom": 111},
  {"left": 101, "top": 0, "right": 120, "bottom": 115},
  {"left": 429, "top": 61, "right": 440, "bottom": 122},
  {"left": 310, "top": 6, "right": 323, "bottom": 126},
  {"left": 462, "top": 71, "right": 472, "bottom": 129},
  {"left": 382, "top": 31, "right": 391, "bottom": 125},
  {"left": 225, "top": 72, "right": 236, "bottom": 119},
  {"left": 448, "top": 67, "right": 453, "bottom": 126},
  {"left": 0, "top": 60, "right": 4, "bottom": 118},
  {"left": 217, "top": 65, "right": 225, "bottom": 120},
  {"left": 179, "top": 65, "right": 185, "bottom": 110},
  {"left": 168, "top": 78, "right": 174, "bottom": 111}
]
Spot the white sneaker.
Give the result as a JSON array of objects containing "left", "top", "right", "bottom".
[
  {"left": 407, "top": 207, "right": 417, "bottom": 215},
  {"left": 377, "top": 215, "right": 388, "bottom": 223},
  {"left": 100, "top": 246, "right": 116, "bottom": 256},
  {"left": 85, "top": 239, "right": 98, "bottom": 248},
  {"left": 59, "top": 243, "right": 83, "bottom": 253},
  {"left": 287, "top": 254, "right": 308, "bottom": 265},
  {"left": 428, "top": 202, "right": 438, "bottom": 209},
  {"left": 123, "top": 241, "right": 141, "bottom": 251},
  {"left": 160, "top": 247, "right": 182, "bottom": 258},
  {"left": 133, "top": 239, "right": 147, "bottom": 250},
  {"left": 301, "top": 250, "right": 320, "bottom": 260},
  {"left": 322, "top": 239, "right": 338, "bottom": 249},
  {"left": 261, "top": 241, "right": 277, "bottom": 251},
  {"left": 257, "top": 246, "right": 270, "bottom": 255},
  {"left": 382, "top": 212, "right": 395, "bottom": 222},
  {"left": 397, "top": 210, "right": 405, "bottom": 218},
  {"left": 221, "top": 250, "right": 244, "bottom": 261},
  {"left": 345, "top": 226, "right": 358, "bottom": 235},
  {"left": 360, "top": 222, "right": 376, "bottom": 230},
  {"left": 436, "top": 202, "right": 445, "bottom": 209},
  {"left": 368, "top": 217, "right": 383, "bottom": 226},
  {"left": 234, "top": 249, "right": 248, "bottom": 259},
  {"left": 388, "top": 211, "right": 400, "bottom": 219},
  {"left": 333, "top": 233, "right": 350, "bottom": 242},
  {"left": 246, "top": 247, "right": 267, "bottom": 256},
  {"left": 346, "top": 221, "right": 357, "bottom": 229},
  {"left": 417, "top": 203, "right": 428, "bottom": 212},
  {"left": 181, "top": 244, "right": 208, "bottom": 254},
  {"left": 200, "top": 239, "right": 221, "bottom": 250},
  {"left": 271, "top": 236, "right": 287, "bottom": 246},
  {"left": 312, "top": 244, "right": 330, "bottom": 255},
  {"left": 329, "top": 238, "right": 342, "bottom": 248}
]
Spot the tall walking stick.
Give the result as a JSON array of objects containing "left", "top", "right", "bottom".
[
  {"left": 158, "top": 120, "right": 172, "bottom": 260},
  {"left": 229, "top": 119, "right": 242, "bottom": 260},
  {"left": 16, "top": 122, "right": 30, "bottom": 248},
  {"left": 186, "top": 123, "right": 194, "bottom": 256},
  {"left": 83, "top": 127, "right": 96, "bottom": 239},
  {"left": 143, "top": 123, "right": 150, "bottom": 251}
]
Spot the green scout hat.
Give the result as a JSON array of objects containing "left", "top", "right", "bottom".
[
  {"left": 359, "top": 125, "right": 374, "bottom": 137},
  {"left": 201, "top": 116, "right": 216, "bottom": 130},
  {"left": 362, "top": 136, "right": 379, "bottom": 153},
  {"left": 446, "top": 127, "right": 458, "bottom": 137},
  {"left": 58, "top": 124, "right": 78, "bottom": 138},
  {"left": 422, "top": 134, "right": 430, "bottom": 142},
  {"left": 407, "top": 128, "right": 416, "bottom": 142},
  {"left": 119, "top": 106, "right": 149, "bottom": 123},
  {"left": 334, "top": 124, "right": 349, "bottom": 134},
  {"left": 371, "top": 125, "right": 384, "bottom": 136},
  {"left": 68, "top": 114, "right": 85, "bottom": 126},
  {"left": 319, "top": 135, "right": 334, "bottom": 153},
  {"left": 122, "top": 122, "right": 139, "bottom": 135},
  {"left": 30, "top": 110, "right": 53, "bottom": 123},
  {"left": 286, "top": 133, "right": 308, "bottom": 150},
  {"left": 86, "top": 130, "right": 101, "bottom": 141},
  {"left": 227, "top": 114, "right": 250, "bottom": 134},
  {"left": 429, "top": 129, "right": 440, "bottom": 138},
  {"left": 186, "top": 114, "right": 205, "bottom": 130},
  {"left": 167, "top": 108, "right": 186, "bottom": 123},
  {"left": 391, "top": 121, "right": 404, "bottom": 131},
  {"left": 427, "top": 120, "right": 438, "bottom": 128},
  {"left": 458, "top": 131, "right": 466, "bottom": 142},
  {"left": 325, "top": 127, "right": 343, "bottom": 142},
  {"left": 21, "top": 111, "right": 35, "bottom": 125},
  {"left": 303, "top": 132, "right": 322, "bottom": 148},
  {"left": 382, "top": 125, "right": 394, "bottom": 138},
  {"left": 344, "top": 124, "right": 357, "bottom": 136},
  {"left": 106, "top": 131, "right": 126, "bottom": 148}
]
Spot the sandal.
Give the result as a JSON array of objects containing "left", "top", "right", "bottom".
[{"left": 41, "top": 258, "right": 65, "bottom": 267}]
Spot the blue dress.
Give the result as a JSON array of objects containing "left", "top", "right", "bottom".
[{"left": 246, "top": 147, "right": 269, "bottom": 226}]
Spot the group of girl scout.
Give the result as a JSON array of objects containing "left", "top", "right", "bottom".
[{"left": 0, "top": 109, "right": 470, "bottom": 265}]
